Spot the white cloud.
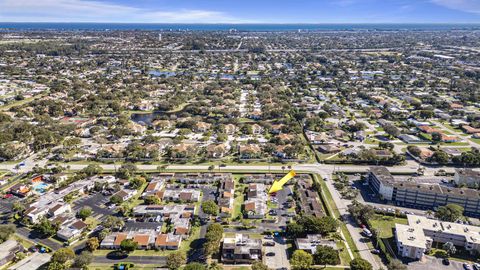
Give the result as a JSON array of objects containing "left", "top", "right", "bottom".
[
  {"left": 431, "top": 0, "right": 480, "bottom": 14},
  {"left": 0, "top": 0, "right": 248, "bottom": 23}
]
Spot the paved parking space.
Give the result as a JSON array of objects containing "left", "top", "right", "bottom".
[
  {"left": 73, "top": 193, "right": 115, "bottom": 219},
  {"left": 408, "top": 256, "right": 465, "bottom": 270},
  {"left": 0, "top": 196, "right": 19, "bottom": 214},
  {"left": 124, "top": 221, "right": 162, "bottom": 231},
  {"left": 264, "top": 237, "right": 290, "bottom": 270}
]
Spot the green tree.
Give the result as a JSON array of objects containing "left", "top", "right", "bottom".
[
  {"left": 116, "top": 164, "right": 137, "bottom": 179},
  {"left": 120, "top": 239, "right": 138, "bottom": 253},
  {"left": 431, "top": 132, "right": 442, "bottom": 143},
  {"left": 129, "top": 176, "right": 146, "bottom": 189},
  {"left": 51, "top": 248, "right": 75, "bottom": 264},
  {"left": 102, "top": 216, "right": 125, "bottom": 230},
  {"left": 204, "top": 223, "right": 223, "bottom": 257},
  {"left": 201, "top": 200, "right": 219, "bottom": 216},
  {"left": 86, "top": 237, "right": 99, "bottom": 251},
  {"left": 109, "top": 195, "right": 122, "bottom": 205},
  {"left": 430, "top": 151, "right": 449, "bottom": 164},
  {"left": 251, "top": 261, "right": 269, "bottom": 270},
  {"left": 77, "top": 206, "right": 93, "bottom": 220},
  {"left": 81, "top": 164, "right": 103, "bottom": 176},
  {"left": 442, "top": 242, "right": 457, "bottom": 255},
  {"left": 48, "top": 261, "right": 66, "bottom": 270},
  {"left": 314, "top": 245, "right": 340, "bottom": 266},
  {"left": 407, "top": 146, "right": 421, "bottom": 157},
  {"left": 350, "top": 258, "right": 373, "bottom": 270},
  {"left": 208, "top": 262, "right": 224, "bottom": 270},
  {"left": 0, "top": 224, "right": 15, "bottom": 243},
  {"left": 290, "top": 250, "right": 313, "bottom": 270},
  {"left": 144, "top": 195, "right": 161, "bottom": 205},
  {"left": 435, "top": 204, "right": 464, "bottom": 222},
  {"left": 73, "top": 251, "right": 93, "bottom": 269},
  {"left": 387, "top": 259, "right": 407, "bottom": 270},
  {"left": 33, "top": 217, "right": 58, "bottom": 236},
  {"left": 166, "top": 252, "right": 186, "bottom": 270}
]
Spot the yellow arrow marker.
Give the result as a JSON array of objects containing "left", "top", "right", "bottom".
[{"left": 268, "top": 170, "right": 296, "bottom": 194}]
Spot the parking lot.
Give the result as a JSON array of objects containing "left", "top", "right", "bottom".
[
  {"left": 264, "top": 236, "right": 290, "bottom": 270},
  {"left": 0, "top": 196, "right": 18, "bottom": 214},
  {"left": 72, "top": 193, "right": 115, "bottom": 220},
  {"left": 408, "top": 256, "right": 466, "bottom": 270}
]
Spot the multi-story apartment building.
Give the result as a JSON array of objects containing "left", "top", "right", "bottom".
[
  {"left": 368, "top": 167, "right": 480, "bottom": 217},
  {"left": 454, "top": 168, "right": 480, "bottom": 187},
  {"left": 395, "top": 214, "right": 480, "bottom": 260}
]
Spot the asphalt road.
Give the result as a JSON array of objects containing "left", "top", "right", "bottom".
[
  {"left": 16, "top": 226, "right": 63, "bottom": 251},
  {"left": 93, "top": 255, "right": 166, "bottom": 265},
  {"left": 318, "top": 171, "right": 384, "bottom": 270}
]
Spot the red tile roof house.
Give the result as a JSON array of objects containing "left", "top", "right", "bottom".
[
  {"left": 133, "top": 234, "right": 152, "bottom": 250},
  {"left": 440, "top": 134, "right": 459, "bottom": 143},
  {"left": 155, "top": 233, "right": 182, "bottom": 250},
  {"left": 462, "top": 125, "right": 480, "bottom": 134},
  {"left": 417, "top": 125, "right": 440, "bottom": 134}
]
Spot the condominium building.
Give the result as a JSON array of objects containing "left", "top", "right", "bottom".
[
  {"left": 454, "top": 168, "right": 480, "bottom": 187},
  {"left": 368, "top": 166, "right": 480, "bottom": 217},
  {"left": 395, "top": 214, "right": 480, "bottom": 260}
]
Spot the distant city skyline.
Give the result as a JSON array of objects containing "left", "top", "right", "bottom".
[{"left": 0, "top": 0, "right": 480, "bottom": 24}]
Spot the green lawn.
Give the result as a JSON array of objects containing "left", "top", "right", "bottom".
[
  {"left": 369, "top": 215, "right": 408, "bottom": 238},
  {"left": 429, "top": 247, "right": 479, "bottom": 263},
  {"left": 470, "top": 138, "right": 480, "bottom": 145},
  {"left": 232, "top": 180, "right": 246, "bottom": 220},
  {"left": 93, "top": 226, "right": 201, "bottom": 257},
  {"left": 313, "top": 174, "right": 359, "bottom": 260}
]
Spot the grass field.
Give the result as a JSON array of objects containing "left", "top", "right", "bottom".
[
  {"left": 470, "top": 138, "right": 480, "bottom": 145},
  {"left": 369, "top": 214, "right": 408, "bottom": 238},
  {"left": 313, "top": 174, "right": 360, "bottom": 260}
]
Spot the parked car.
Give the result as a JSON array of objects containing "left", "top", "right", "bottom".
[
  {"left": 473, "top": 263, "right": 480, "bottom": 270},
  {"left": 442, "top": 258, "right": 450, "bottom": 265},
  {"left": 464, "top": 263, "right": 472, "bottom": 270},
  {"left": 266, "top": 252, "right": 276, "bottom": 256},
  {"left": 264, "top": 241, "right": 275, "bottom": 246},
  {"left": 371, "top": 249, "right": 380, "bottom": 254}
]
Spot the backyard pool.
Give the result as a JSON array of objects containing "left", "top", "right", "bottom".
[{"left": 32, "top": 182, "right": 50, "bottom": 194}]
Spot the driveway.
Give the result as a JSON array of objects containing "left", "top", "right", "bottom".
[
  {"left": 408, "top": 256, "right": 465, "bottom": 270},
  {"left": 264, "top": 237, "right": 290, "bottom": 270}
]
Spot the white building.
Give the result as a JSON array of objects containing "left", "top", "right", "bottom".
[{"left": 395, "top": 214, "right": 480, "bottom": 260}]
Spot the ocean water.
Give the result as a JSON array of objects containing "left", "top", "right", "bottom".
[{"left": 0, "top": 23, "right": 480, "bottom": 31}]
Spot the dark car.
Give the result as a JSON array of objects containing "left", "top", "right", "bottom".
[
  {"left": 371, "top": 249, "right": 380, "bottom": 254},
  {"left": 442, "top": 258, "right": 450, "bottom": 265},
  {"left": 266, "top": 252, "right": 276, "bottom": 256},
  {"left": 264, "top": 241, "right": 275, "bottom": 246}
]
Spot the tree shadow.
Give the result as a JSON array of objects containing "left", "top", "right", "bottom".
[{"left": 106, "top": 250, "right": 129, "bottom": 260}]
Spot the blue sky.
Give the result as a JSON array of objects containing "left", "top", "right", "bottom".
[{"left": 0, "top": 0, "right": 480, "bottom": 23}]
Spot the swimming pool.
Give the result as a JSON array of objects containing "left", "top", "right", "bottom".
[{"left": 33, "top": 182, "right": 49, "bottom": 194}]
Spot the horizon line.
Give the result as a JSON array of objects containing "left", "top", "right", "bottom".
[{"left": 1, "top": 22, "right": 480, "bottom": 25}]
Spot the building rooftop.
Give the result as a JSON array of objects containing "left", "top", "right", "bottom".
[{"left": 395, "top": 223, "right": 430, "bottom": 249}]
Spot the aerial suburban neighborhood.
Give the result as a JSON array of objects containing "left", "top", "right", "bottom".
[{"left": 0, "top": 23, "right": 479, "bottom": 270}]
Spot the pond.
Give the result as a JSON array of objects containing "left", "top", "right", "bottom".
[
  {"left": 131, "top": 111, "right": 164, "bottom": 126},
  {"left": 148, "top": 70, "right": 176, "bottom": 77}
]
